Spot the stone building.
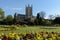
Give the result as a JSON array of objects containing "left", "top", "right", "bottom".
[{"left": 14, "top": 4, "right": 36, "bottom": 23}]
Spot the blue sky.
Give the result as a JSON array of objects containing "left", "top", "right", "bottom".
[{"left": 0, "top": 0, "right": 60, "bottom": 18}]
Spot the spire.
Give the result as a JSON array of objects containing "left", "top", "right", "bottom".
[
  {"left": 31, "top": 4, "right": 33, "bottom": 9},
  {"left": 28, "top": 4, "right": 30, "bottom": 7},
  {"left": 31, "top": 4, "right": 32, "bottom": 7}
]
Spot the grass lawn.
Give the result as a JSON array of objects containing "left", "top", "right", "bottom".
[{"left": 0, "top": 25, "right": 60, "bottom": 34}]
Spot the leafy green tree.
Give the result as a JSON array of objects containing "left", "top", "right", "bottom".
[
  {"left": 49, "top": 15, "right": 55, "bottom": 20},
  {"left": 34, "top": 11, "right": 46, "bottom": 25},
  {"left": 53, "top": 17, "right": 60, "bottom": 24},
  {"left": 37, "top": 13, "right": 40, "bottom": 19},
  {"left": 0, "top": 8, "right": 5, "bottom": 19},
  {"left": 6, "top": 15, "right": 13, "bottom": 21},
  {"left": 6, "top": 15, "right": 13, "bottom": 25},
  {"left": 34, "top": 13, "right": 42, "bottom": 25},
  {"left": 13, "top": 13, "right": 19, "bottom": 24}
]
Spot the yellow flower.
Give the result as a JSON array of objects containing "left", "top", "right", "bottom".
[
  {"left": 6, "top": 35, "right": 8, "bottom": 38},
  {"left": 22, "top": 32, "right": 26, "bottom": 36},
  {"left": 8, "top": 33, "right": 11, "bottom": 37},
  {"left": 53, "top": 34, "right": 57, "bottom": 37},
  {"left": 15, "top": 34, "right": 19, "bottom": 39},
  {"left": 26, "top": 38, "right": 30, "bottom": 40},
  {"left": 37, "top": 37, "right": 43, "bottom": 40},
  {"left": 48, "top": 38, "right": 53, "bottom": 40},
  {"left": 1, "top": 33, "right": 4, "bottom": 35},
  {"left": 37, "top": 37, "right": 40, "bottom": 40},
  {"left": 8, "top": 33, "right": 15, "bottom": 38},
  {"left": 15, "top": 27, "right": 19, "bottom": 29},
  {"left": 10, "top": 35, "right": 14, "bottom": 38},
  {"left": 35, "top": 32, "right": 39, "bottom": 35},
  {"left": 51, "top": 34, "right": 54, "bottom": 37},
  {"left": 0, "top": 34, "right": 1, "bottom": 37}
]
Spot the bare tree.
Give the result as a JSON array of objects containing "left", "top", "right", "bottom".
[
  {"left": 39, "top": 11, "right": 46, "bottom": 19},
  {"left": 49, "top": 15, "right": 54, "bottom": 20}
]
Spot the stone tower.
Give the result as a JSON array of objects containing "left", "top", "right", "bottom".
[{"left": 25, "top": 4, "right": 32, "bottom": 19}]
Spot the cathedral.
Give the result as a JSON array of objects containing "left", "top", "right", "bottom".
[{"left": 14, "top": 4, "right": 36, "bottom": 23}]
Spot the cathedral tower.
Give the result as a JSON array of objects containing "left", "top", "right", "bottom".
[{"left": 25, "top": 4, "right": 32, "bottom": 18}]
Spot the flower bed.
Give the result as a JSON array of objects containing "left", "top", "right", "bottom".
[
  {"left": 0, "top": 27, "right": 19, "bottom": 31},
  {"left": 0, "top": 31, "right": 60, "bottom": 40}
]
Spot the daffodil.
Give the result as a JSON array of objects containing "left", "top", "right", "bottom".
[
  {"left": 48, "top": 38, "right": 53, "bottom": 40},
  {"left": 36, "top": 35, "right": 43, "bottom": 40},
  {"left": 22, "top": 32, "right": 26, "bottom": 36}
]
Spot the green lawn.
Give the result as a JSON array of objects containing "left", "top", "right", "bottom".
[{"left": 0, "top": 25, "right": 60, "bottom": 34}]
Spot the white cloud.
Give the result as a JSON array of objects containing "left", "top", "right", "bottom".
[
  {"left": 12, "top": 8, "right": 22, "bottom": 11},
  {"left": 4, "top": 7, "right": 22, "bottom": 11}
]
